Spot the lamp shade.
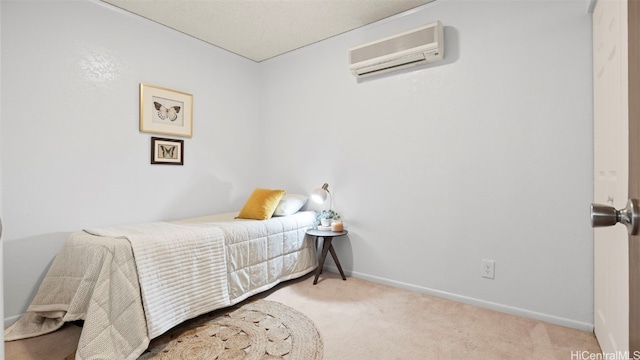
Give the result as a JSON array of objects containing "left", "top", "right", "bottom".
[{"left": 311, "top": 183, "right": 330, "bottom": 204}]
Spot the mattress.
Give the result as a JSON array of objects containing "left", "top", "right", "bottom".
[{"left": 4, "top": 211, "right": 317, "bottom": 360}]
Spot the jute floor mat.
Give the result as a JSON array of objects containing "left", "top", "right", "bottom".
[{"left": 137, "top": 299, "right": 323, "bottom": 360}]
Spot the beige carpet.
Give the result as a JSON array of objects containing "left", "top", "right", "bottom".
[
  {"left": 260, "top": 273, "right": 602, "bottom": 359},
  {"left": 5, "top": 271, "right": 602, "bottom": 359}
]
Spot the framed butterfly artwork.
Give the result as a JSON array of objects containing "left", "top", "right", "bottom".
[
  {"left": 140, "top": 83, "right": 193, "bottom": 137},
  {"left": 151, "top": 137, "right": 184, "bottom": 165}
]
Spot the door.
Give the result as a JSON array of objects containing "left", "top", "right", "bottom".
[
  {"left": 627, "top": 0, "right": 640, "bottom": 351},
  {"left": 593, "top": 0, "right": 629, "bottom": 353},
  {"left": 592, "top": 0, "right": 640, "bottom": 354}
]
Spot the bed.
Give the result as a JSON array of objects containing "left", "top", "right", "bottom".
[{"left": 4, "top": 209, "right": 318, "bottom": 360}]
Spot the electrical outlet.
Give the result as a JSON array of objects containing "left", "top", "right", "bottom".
[{"left": 481, "top": 259, "right": 495, "bottom": 279}]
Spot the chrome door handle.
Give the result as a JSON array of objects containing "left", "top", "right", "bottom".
[{"left": 591, "top": 199, "right": 640, "bottom": 235}]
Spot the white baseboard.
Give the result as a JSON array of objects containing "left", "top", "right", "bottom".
[
  {"left": 322, "top": 265, "right": 594, "bottom": 333},
  {"left": 5, "top": 266, "right": 594, "bottom": 333}
]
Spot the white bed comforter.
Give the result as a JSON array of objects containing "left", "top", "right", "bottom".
[
  {"left": 83, "top": 222, "right": 230, "bottom": 340},
  {"left": 4, "top": 211, "right": 317, "bottom": 360}
]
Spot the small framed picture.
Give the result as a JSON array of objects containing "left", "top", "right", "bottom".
[
  {"left": 151, "top": 137, "right": 184, "bottom": 165},
  {"left": 140, "top": 83, "right": 193, "bottom": 137}
]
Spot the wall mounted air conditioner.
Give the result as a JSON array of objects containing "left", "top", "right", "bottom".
[{"left": 349, "top": 21, "right": 444, "bottom": 78}]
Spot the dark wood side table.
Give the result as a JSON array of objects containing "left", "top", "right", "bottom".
[{"left": 306, "top": 229, "right": 348, "bottom": 285}]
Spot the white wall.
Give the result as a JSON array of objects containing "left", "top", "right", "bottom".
[
  {"left": 1, "top": 0, "right": 261, "bottom": 322},
  {"left": 258, "top": 0, "right": 594, "bottom": 329},
  {"left": 2, "top": 0, "right": 595, "bottom": 332}
]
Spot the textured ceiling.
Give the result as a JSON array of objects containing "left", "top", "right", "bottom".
[{"left": 101, "top": 0, "right": 435, "bottom": 62}]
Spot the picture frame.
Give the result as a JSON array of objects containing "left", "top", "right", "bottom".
[
  {"left": 140, "top": 83, "right": 193, "bottom": 137},
  {"left": 151, "top": 137, "right": 184, "bottom": 165}
]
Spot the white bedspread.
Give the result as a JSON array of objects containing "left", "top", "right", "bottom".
[
  {"left": 4, "top": 211, "right": 317, "bottom": 360},
  {"left": 4, "top": 234, "right": 150, "bottom": 360},
  {"left": 84, "top": 222, "right": 229, "bottom": 339},
  {"left": 178, "top": 211, "right": 318, "bottom": 303}
]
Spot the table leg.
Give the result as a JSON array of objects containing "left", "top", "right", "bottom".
[
  {"left": 313, "top": 237, "right": 332, "bottom": 285},
  {"left": 329, "top": 243, "right": 347, "bottom": 281}
]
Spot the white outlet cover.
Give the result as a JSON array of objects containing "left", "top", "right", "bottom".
[{"left": 482, "top": 259, "right": 495, "bottom": 279}]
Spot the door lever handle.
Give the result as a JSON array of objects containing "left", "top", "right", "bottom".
[{"left": 591, "top": 198, "right": 640, "bottom": 235}]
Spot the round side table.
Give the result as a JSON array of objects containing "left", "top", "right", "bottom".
[{"left": 306, "top": 229, "right": 348, "bottom": 285}]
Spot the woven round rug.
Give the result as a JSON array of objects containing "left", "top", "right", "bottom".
[{"left": 138, "top": 299, "right": 323, "bottom": 360}]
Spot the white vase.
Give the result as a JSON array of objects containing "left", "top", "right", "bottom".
[{"left": 320, "top": 219, "right": 331, "bottom": 227}]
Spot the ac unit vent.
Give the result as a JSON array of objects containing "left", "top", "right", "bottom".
[{"left": 349, "top": 21, "right": 444, "bottom": 78}]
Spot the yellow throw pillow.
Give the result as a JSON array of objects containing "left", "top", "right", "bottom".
[{"left": 236, "top": 188, "right": 286, "bottom": 220}]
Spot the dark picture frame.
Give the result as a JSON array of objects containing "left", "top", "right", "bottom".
[{"left": 151, "top": 137, "right": 184, "bottom": 165}]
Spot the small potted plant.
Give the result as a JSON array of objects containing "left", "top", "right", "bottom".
[{"left": 315, "top": 209, "right": 340, "bottom": 228}]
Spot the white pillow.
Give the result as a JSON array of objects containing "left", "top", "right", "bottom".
[{"left": 272, "top": 194, "right": 308, "bottom": 216}]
